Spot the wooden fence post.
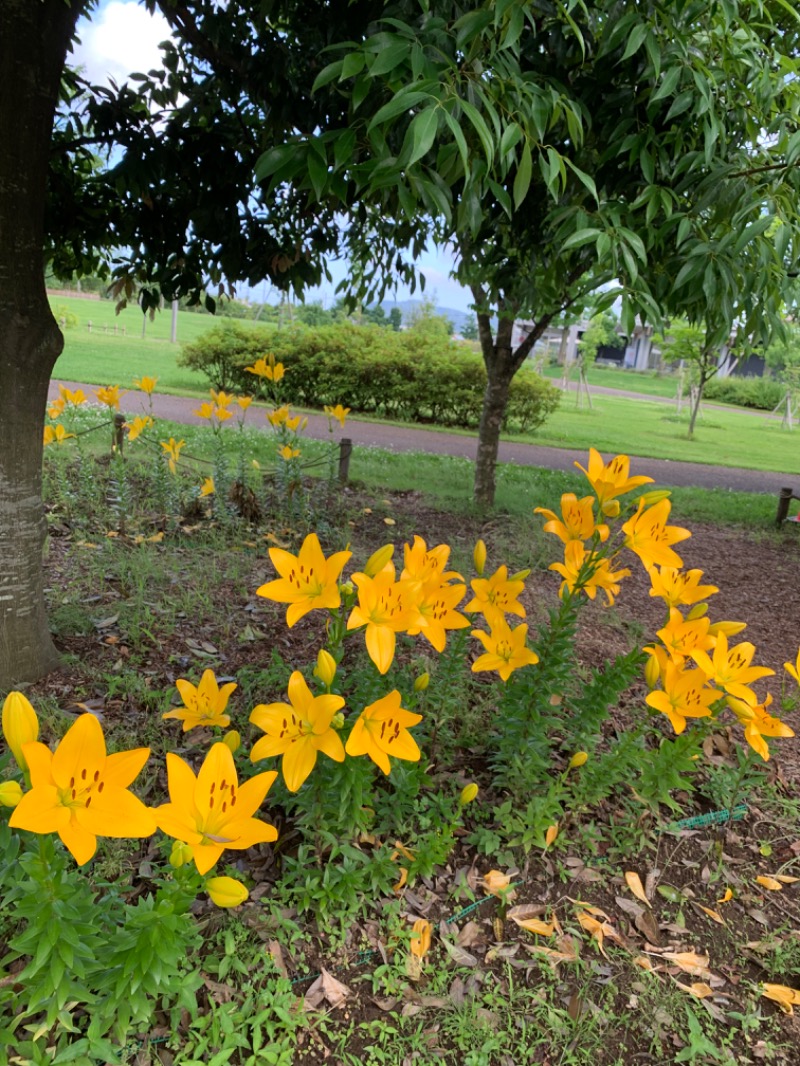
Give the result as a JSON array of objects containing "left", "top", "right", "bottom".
[
  {"left": 113, "top": 413, "right": 125, "bottom": 455},
  {"left": 338, "top": 438, "right": 352, "bottom": 483},
  {"left": 776, "top": 487, "right": 794, "bottom": 526}
]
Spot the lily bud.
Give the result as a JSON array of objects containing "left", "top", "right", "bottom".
[
  {"left": 222, "top": 730, "right": 241, "bottom": 754},
  {"left": 206, "top": 876, "right": 249, "bottom": 908},
  {"left": 601, "top": 500, "right": 621, "bottom": 518},
  {"left": 314, "top": 649, "right": 337, "bottom": 687},
  {"left": 169, "top": 840, "right": 193, "bottom": 868},
  {"left": 2, "top": 691, "right": 39, "bottom": 773},
  {"left": 459, "top": 782, "right": 479, "bottom": 805},
  {"left": 509, "top": 568, "right": 531, "bottom": 582},
  {"left": 545, "top": 823, "right": 559, "bottom": 848},
  {"left": 687, "top": 603, "right": 708, "bottom": 620},
  {"left": 363, "top": 543, "right": 395, "bottom": 578},
  {"left": 568, "top": 751, "right": 588, "bottom": 769},
  {"left": 637, "top": 489, "right": 672, "bottom": 507},
  {"left": 413, "top": 672, "right": 430, "bottom": 692},
  {"left": 709, "top": 620, "right": 747, "bottom": 637},
  {"left": 331, "top": 712, "right": 345, "bottom": 730},
  {"left": 0, "top": 781, "right": 23, "bottom": 808},
  {"left": 473, "top": 539, "right": 487, "bottom": 576}
]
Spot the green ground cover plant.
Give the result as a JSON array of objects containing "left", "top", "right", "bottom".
[{"left": 2, "top": 363, "right": 800, "bottom": 1063}]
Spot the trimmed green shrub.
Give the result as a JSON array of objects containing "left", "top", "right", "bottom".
[
  {"left": 178, "top": 321, "right": 561, "bottom": 432},
  {"left": 703, "top": 375, "right": 784, "bottom": 410}
]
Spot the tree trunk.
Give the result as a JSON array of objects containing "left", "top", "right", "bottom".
[
  {"left": 0, "top": 1, "right": 81, "bottom": 686},
  {"left": 472, "top": 292, "right": 551, "bottom": 508}
]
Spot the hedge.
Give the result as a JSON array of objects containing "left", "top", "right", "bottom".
[
  {"left": 703, "top": 375, "right": 784, "bottom": 411},
  {"left": 178, "top": 321, "right": 561, "bottom": 433}
]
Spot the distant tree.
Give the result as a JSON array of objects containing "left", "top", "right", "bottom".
[
  {"left": 577, "top": 313, "right": 624, "bottom": 365},
  {"left": 388, "top": 307, "right": 403, "bottom": 332},
  {"left": 461, "top": 316, "right": 479, "bottom": 341},
  {"left": 295, "top": 301, "right": 334, "bottom": 327},
  {"left": 656, "top": 319, "right": 723, "bottom": 437},
  {"left": 406, "top": 297, "right": 452, "bottom": 339},
  {"left": 363, "top": 304, "right": 388, "bottom": 327}
]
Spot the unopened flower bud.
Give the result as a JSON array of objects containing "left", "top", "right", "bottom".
[
  {"left": 206, "top": 875, "right": 249, "bottom": 908},
  {"left": 687, "top": 603, "right": 708, "bottom": 620},
  {"left": 568, "top": 751, "right": 588, "bottom": 769},
  {"left": 2, "top": 691, "right": 39, "bottom": 773},
  {"left": 169, "top": 841, "right": 193, "bottom": 868},
  {"left": 510, "top": 568, "right": 531, "bottom": 583},
  {"left": 644, "top": 655, "right": 660, "bottom": 690},
  {"left": 363, "top": 543, "right": 395, "bottom": 578},
  {"left": 0, "top": 781, "right": 23, "bottom": 808},
  {"left": 637, "top": 489, "right": 672, "bottom": 507},
  {"left": 601, "top": 500, "right": 620, "bottom": 518},
  {"left": 459, "top": 782, "right": 479, "bottom": 805},
  {"left": 314, "top": 649, "right": 337, "bottom": 687},
  {"left": 222, "top": 730, "right": 241, "bottom": 754},
  {"left": 339, "top": 581, "right": 354, "bottom": 596},
  {"left": 331, "top": 712, "right": 345, "bottom": 730},
  {"left": 413, "top": 672, "right": 430, "bottom": 692},
  {"left": 709, "top": 620, "right": 747, "bottom": 637},
  {"left": 473, "top": 539, "right": 487, "bottom": 576}
]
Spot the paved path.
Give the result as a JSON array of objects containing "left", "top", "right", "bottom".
[{"left": 51, "top": 379, "right": 797, "bottom": 497}]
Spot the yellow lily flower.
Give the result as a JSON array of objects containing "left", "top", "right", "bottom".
[
  {"left": 267, "top": 405, "right": 290, "bottom": 426},
  {"left": 691, "top": 633, "right": 774, "bottom": 705},
  {"left": 95, "top": 385, "right": 125, "bottom": 410},
  {"left": 466, "top": 565, "right": 527, "bottom": 628},
  {"left": 199, "top": 476, "right": 215, "bottom": 497},
  {"left": 160, "top": 437, "right": 185, "bottom": 474},
  {"left": 58, "top": 386, "right": 87, "bottom": 406},
  {"left": 245, "top": 356, "right": 272, "bottom": 378},
  {"left": 345, "top": 690, "right": 422, "bottom": 775},
  {"left": 648, "top": 566, "right": 718, "bottom": 608},
  {"left": 347, "top": 564, "right": 412, "bottom": 674},
  {"left": 549, "top": 542, "right": 630, "bottom": 605},
  {"left": 656, "top": 608, "right": 714, "bottom": 664},
  {"left": 726, "top": 694, "right": 794, "bottom": 761},
  {"left": 645, "top": 662, "right": 721, "bottom": 734},
  {"left": 155, "top": 742, "right": 278, "bottom": 874},
  {"left": 471, "top": 619, "right": 539, "bottom": 681},
  {"left": 279, "top": 444, "right": 300, "bottom": 460},
  {"left": 784, "top": 650, "right": 800, "bottom": 685},
  {"left": 250, "top": 671, "right": 345, "bottom": 792},
  {"left": 236, "top": 395, "right": 253, "bottom": 411},
  {"left": 324, "top": 403, "right": 350, "bottom": 427},
  {"left": 215, "top": 406, "right": 233, "bottom": 422},
  {"left": 401, "top": 535, "right": 460, "bottom": 587},
  {"left": 194, "top": 401, "right": 215, "bottom": 420},
  {"left": 210, "top": 389, "right": 234, "bottom": 408},
  {"left": 127, "top": 415, "right": 153, "bottom": 442},
  {"left": 2, "top": 690, "right": 39, "bottom": 772},
  {"left": 9, "top": 713, "right": 154, "bottom": 866},
  {"left": 406, "top": 579, "right": 470, "bottom": 652},
  {"left": 257, "top": 532, "right": 351, "bottom": 627},
  {"left": 574, "top": 448, "right": 654, "bottom": 508},
  {"left": 162, "top": 669, "right": 237, "bottom": 731},
  {"left": 134, "top": 375, "right": 158, "bottom": 394},
  {"left": 48, "top": 397, "right": 66, "bottom": 419},
  {"left": 622, "top": 498, "right": 691, "bottom": 571},
  {"left": 534, "top": 493, "right": 609, "bottom": 543},
  {"left": 43, "top": 424, "right": 75, "bottom": 446}
]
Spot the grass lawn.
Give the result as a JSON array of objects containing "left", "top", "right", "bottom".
[{"left": 540, "top": 362, "right": 681, "bottom": 398}]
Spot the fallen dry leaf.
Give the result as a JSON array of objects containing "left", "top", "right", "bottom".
[
  {"left": 510, "top": 914, "right": 556, "bottom": 936},
  {"left": 483, "top": 870, "right": 515, "bottom": 898},
  {"left": 756, "top": 876, "right": 783, "bottom": 892},
  {"left": 675, "top": 981, "right": 714, "bottom": 999},
  {"left": 661, "top": 951, "right": 711, "bottom": 978},
  {"left": 625, "top": 871, "right": 650, "bottom": 905},
  {"left": 304, "top": 968, "right": 351, "bottom": 1011},
  {"left": 410, "top": 919, "right": 432, "bottom": 960},
  {"left": 696, "top": 905, "right": 726, "bottom": 926},
  {"left": 545, "top": 824, "right": 559, "bottom": 848},
  {"left": 717, "top": 888, "right": 734, "bottom": 904},
  {"left": 775, "top": 875, "right": 800, "bottom": 885},
  {"left": 762, "top": 983, "right": 800, "bottom": 1015}
]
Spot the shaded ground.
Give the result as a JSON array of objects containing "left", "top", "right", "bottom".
[{"left": 51, "top": 379, "right": 799, "bottom": 496}]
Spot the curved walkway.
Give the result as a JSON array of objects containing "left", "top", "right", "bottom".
[{"left": 50, "top": 379, "right": 797, "bottom": 497}]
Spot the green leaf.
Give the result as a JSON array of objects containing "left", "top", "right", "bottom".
[
  {"left": 650, "top": 65, "right": 681, "bottom": 104},
  {"left": 513, "top": 141, "right": 532, "bottom": 208},
  {"left": 341, "top": 51, "right": 365, "bottom": 80},
  {"left": 621, "top": 23, "right": 648, "bottom": 61},
  {"left": 369, "top": 89, "right": 432, "bottom": 130},
  {"left": 254, "top": 143, "right": 297, "bottom": 182},
  {"left": 665, "top": 90, "right": 695, "bottom": 122},
  {"left": 405, "top": 107, "right": 439, "bottom": 166},
  {"left": 562, "top": 227, "right": 602, "bottom": 250},
  {"left": 369, "top": 42, "right": 409, "bottom": 78},
  {"left": 500, "top": 122, "right": 523, "bottom": 158},
  {"left": 442, "top": 109, "right": 469, "bottom": 172},
  {"left": 460, "top": 100, "right": 495, "bottom": 165},
  {"left": 565, "top": 159, "right": 598, "bottom": 202},
  {"left": 307, "top": 147, "right": 328, "bottom": 198},
  {"left": 333, "top": 128, "right": 356, "bottom": 169},
  {"left": 732, "top": 216, "right": 773, "bottom": 256},
  {"left": 312, "top": 60, "right": 344, "bottom": 93}
]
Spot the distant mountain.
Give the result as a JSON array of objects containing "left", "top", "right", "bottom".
[{"left": 380, "top": 300, "right": 474, "bottom": 336}]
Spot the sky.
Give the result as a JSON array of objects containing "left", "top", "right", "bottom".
[{"left": 72, "top": 1, "right": 475, "bottom": 314}]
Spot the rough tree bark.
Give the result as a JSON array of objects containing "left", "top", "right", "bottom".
[
  {"left": 472, "top": 289, "right": 550, "bottom": 508},
  {"left": 0, "top": 1, "right": 81, "bottom": 686}
]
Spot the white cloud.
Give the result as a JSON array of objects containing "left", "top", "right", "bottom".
[{"left": 72, "top": 1, "right": 172, "bottom": 86}]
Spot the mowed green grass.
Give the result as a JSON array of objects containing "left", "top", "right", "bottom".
[
  {"left": 540, "top": 362, "right": 681, "bottom": 398},
  {"left": 50, "top": 292, "right": 251, "bottom": 395},
  {"left": 50, "top": 292, "right": 796, "bottom": 475}
]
